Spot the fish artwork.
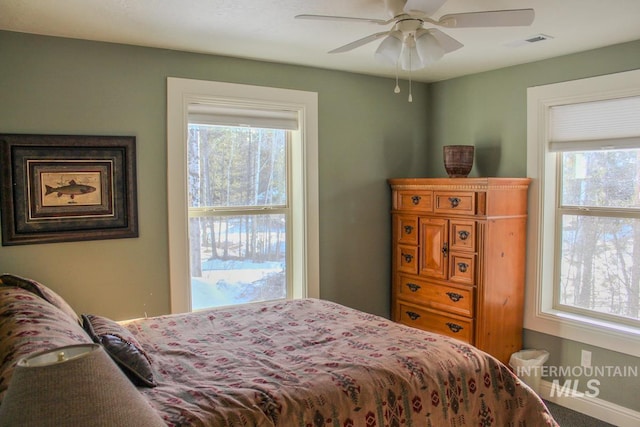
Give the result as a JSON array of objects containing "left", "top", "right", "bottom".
[{"left": 45, "top": 180, "right": 96, "bottom": 200}]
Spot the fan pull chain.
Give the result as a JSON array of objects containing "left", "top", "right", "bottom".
[
  {"left": 408, "top": 49, "right": 413, "bottom": 103},
  {"left": 408, "top": 71, "right": 413, "bottom": 102}
]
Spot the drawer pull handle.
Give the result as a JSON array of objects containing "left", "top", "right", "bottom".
[
  {"left": 446, "top": 322, "right": 463, "bottom": 333},
  {"left": 457, "top": 262, "right": 469, "bottom": 273},
  {"left": 458, "top": 230, "right": 470, "bottom": 241},
  {"left": 411, "top": 195, "right": 421, "bottom": 205},
  {"left": 402, "top": 253, "right": 414, "bottom": 263},
  {"left": 446, "top": 292, "right": 463, "bottom": 302},
  {"left": 403, "top": 225, "right": 414, "bottom": 234},
  {"left": 406, "top": 283, "right": 421, "bottom": 292},
  {"left": 449, "top": 197, "right": 461, "bottom": 208},
  {"left": 441, "top": 242, "right": 448, "bottom": 255},
  {"left": 406, "top": 311, "right": 421, "bottom": 321}
]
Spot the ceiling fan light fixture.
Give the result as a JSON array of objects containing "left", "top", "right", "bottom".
[
  {"left": 400, "top": 43, "right": 422, "bottom": 71},
  {"left": 374, "top": 30, "right": 403, "bottom": 65},
  {"left": 415, "top": 29, "right": 444, "bottom": 66}
]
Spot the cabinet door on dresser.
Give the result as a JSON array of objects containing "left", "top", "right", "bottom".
[{"left": 419, "top": 217, "right": 448, "bottom": 280}]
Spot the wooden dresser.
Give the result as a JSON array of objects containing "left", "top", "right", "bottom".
[{"left": 388, "top": 178, "right": 531, "bottom": 364}]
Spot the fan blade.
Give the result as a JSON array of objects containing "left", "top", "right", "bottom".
[
  {"left": 295, "top": 14, "right": 390, "bottom": 25},
  {"left": 329, "top": 31, "right": 391, "bottom": 53},
  {"left": 437, "top": 9, "right": 535, "bottom": 28},
  {"left": 384, "top": 0, "right": 407, "bottom": 17},
  {"left": 404, "top": 0, "right": 447, "bottom": 16},
  {"left": 428, "top": 29, "right": 463, "bottom": 54}
]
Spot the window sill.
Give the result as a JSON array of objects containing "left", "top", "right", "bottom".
[{"left": 524, "top": 307, "right": 640, "bottom": 357}]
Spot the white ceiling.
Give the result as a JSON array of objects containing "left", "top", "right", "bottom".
[{"left": 1, "top": 0, "right": 640, "bottom": 83}]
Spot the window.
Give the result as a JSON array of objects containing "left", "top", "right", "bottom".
[
  {"left": 556, "top": 149, "right": 640, "bottom": 326},
  {"left": 526, "top": 69, "right": 640, "bottom": 357},
  {"left": 188, "top": 124, "right": 290, "bottom": 310},
  {"left": 167, "top": 78, "right": 319, "bottom": 313}
]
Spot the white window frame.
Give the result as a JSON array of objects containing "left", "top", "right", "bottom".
[
  {"left": 167, "top": 77, "right": 319, "bottom": 313},
  {"left": 525, "top": 69, "right": 640, "bottom": 357}
]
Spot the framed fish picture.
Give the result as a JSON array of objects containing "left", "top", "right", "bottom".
[{"left": 0, "top": 134, "right": 138, "bottom": 245}]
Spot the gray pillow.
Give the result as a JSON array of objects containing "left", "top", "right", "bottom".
[{"left": 82, "top": 314, "right": 157, "bottom": 388}]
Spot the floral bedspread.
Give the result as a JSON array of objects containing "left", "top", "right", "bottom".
[{"left": 125, "top": 298, "right": 558, "bottom": 426}]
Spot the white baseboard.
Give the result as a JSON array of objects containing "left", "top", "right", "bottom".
[{"left": 538, "top": 379, "right": 640, "bottom": 427}]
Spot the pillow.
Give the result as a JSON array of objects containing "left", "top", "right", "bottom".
[
  {"left": 0, "top": 287, "right": 92, "bottom": 402},
  {"left": 82, "top": 314, "right": 157, "bottom": 388},
  {"left": 0, "top": 273, "right": 81, "bottom": 325}
]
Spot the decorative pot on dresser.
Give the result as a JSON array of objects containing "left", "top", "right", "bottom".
[{"left": 388, "top": 177, "right": 531, "bottom": 364}]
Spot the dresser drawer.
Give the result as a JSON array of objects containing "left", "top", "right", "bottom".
[
  {"left": 397, "top": 245, "right": 418, "bottom": 275},
  {"left": 449, "top": 252, "right": 475, "bottom": 286},
  {"left": 397, "top": 303, "right": 473, "bottom": 343},
  {"left": 395, "top": 190, "right": 433, "bottom": 212},
  {"left": 394, "top": 215, "right": 418, "bottom": 245},
  {"left": 397, "top": 275, "right": 474, "bottom": 317},
  {"left": 434, "top": 191, "right": 475, "bottom": 215},
  {"left": 450, "top": 220, "right": 475, "bottom": 252}
]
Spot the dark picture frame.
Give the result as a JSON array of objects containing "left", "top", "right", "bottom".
[{"left": 0, "top": 134, "right": 138, "bottom": 245}]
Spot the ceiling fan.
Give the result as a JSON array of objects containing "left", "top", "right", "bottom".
[{"left": 296, "top": 0, "right": 535, "bottom": 72}]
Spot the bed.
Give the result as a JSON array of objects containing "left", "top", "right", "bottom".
[{"left": 0, "top": 274, "right": 558, "bottom": 426}]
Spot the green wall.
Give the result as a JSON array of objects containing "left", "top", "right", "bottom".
[
  {"left": 428, "top": 39, "right": 640, "bottom": 413},
  {"left": 0, "top": 30, "right": 430, "bottom": 319}
]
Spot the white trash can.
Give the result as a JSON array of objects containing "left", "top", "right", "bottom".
[{"left": 509, "top": 349, "right": 549, "bottom": 394}]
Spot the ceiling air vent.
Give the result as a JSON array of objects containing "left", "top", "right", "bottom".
[
  {"left": 525, "top": 34, "right": 553, "bottom": 43},
  {"left": 505, "top": 34, "right": 553, "bottom": 48}
]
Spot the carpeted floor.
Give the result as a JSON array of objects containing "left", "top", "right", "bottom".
[{"left": 543, "top": 400, "right": 617, "bottom": 427}]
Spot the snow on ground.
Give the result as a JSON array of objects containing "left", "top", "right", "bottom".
[{"left": 191, "top": 260, "right": 284, "bottom": 310}]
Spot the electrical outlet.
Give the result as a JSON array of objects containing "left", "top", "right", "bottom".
[{"left": 581, "top": 349, "right": 592, "bottom": 367}]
